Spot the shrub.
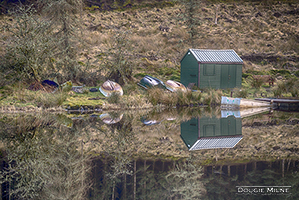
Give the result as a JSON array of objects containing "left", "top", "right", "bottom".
[{"left": 250, "top": 77, "right": 263, "bottom": 89}]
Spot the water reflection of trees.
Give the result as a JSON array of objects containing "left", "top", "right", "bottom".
[
  {"left": 0, "top": 114, "right": 92, "bottom": 200},
  {"left": 203, "top": 160, "right": 299, "bottom": 200},
  {"left": 84, "top": 111, "right": 206, "bottom": 199}
]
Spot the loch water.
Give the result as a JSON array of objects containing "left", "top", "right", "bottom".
[{"left": 0, "top": 107, "right": 298, "bottom": 199}]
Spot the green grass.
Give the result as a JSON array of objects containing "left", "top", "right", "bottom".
[{"left": 63, "top": 88, "right": 105, "bottom": 108}]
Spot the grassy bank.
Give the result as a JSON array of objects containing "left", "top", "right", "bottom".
[{"left": 0, "top": 1, "right": 298, "bottom": 111}]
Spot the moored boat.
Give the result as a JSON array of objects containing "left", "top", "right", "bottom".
[
  {"left": 137, "top": 75, "right": 166, "bottom": 90},
  {"left": 165, "top": 80, "right": 187, "bottom": 92},
  {"left": 99, "top": 80, "right": 123, "bottom": 97}
]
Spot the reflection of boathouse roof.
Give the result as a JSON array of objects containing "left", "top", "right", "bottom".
[
  {"left": 188, "top": 135, "right": 243, "bottom": 150},
  {"left": 180, "top": 116, "right": 243, "bottom": 151}
]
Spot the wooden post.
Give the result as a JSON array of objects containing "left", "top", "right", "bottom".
[
  {"left": 244, "top": 163, "right": 247, "bottom": 174},
  {"left": 253, "top": 161, "right": 257, "bottom": 171},
  {"left": 228, "top": 165, "right": 231, "bottom": 176}
]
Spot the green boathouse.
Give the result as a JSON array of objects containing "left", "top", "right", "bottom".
[{"left": 180, "top": 49, "right": 243, "bottom": 89}]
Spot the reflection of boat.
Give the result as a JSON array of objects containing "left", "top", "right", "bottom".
[
  {"left": 221, "top": 107, "right": 271, "bottom": 118},
  {"left": 100, "top": 113, "right": 123, "bottom": 124},
  {"left": 99, "top": 80, "right": 123, "bottom": 97},
  {"left": 137, "top": 75, "right": 166, "bottom": 90},
  {"left": 221, "top": 96, "right": 271, "bottom": 108},
  {"left": 165, "top": 80, "right": 187, "bottom": 92},
  {"left": 180, "top": 116, "right": 243, "bottom": 150},
  {"left": 141, "top": 116, "right": 161, "bottom": 125}
]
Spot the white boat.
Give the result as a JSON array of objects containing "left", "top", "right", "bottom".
[
  {"left": 221, "top": 96, "right": 271, "bottom": 108},
  {"left": 165, "top": 80, "right": 187, "bottom": 92},
  {"left": 99, "top": 80, "right": 123, "bottom": 97}
]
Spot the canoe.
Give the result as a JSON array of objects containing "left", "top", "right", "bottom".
[
  {"left": 165, "top": 80, "right": 187, "bottom": 92},
  {"left": 221, "top": 96, "right": 271, "bottom": 108},
  {"left": 137, "top": 75, "right": 166, "bottom": 90},
  {"left": 99, "top": 80, "right": 123, "bottom": 97}
]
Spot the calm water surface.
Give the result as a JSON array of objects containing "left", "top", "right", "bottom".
[{"left": 0, "top": 108, "right": 298, "bottom": 199}]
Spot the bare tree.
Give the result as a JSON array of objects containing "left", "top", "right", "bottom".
[
  {"left": 37, "top": 0, "right": 84, "bottom": 82},
  {"left": 1, "top": 4, "right": 56, "bottom": 82}
]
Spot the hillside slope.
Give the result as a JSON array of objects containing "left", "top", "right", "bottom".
[{"left": 81, "top": 1, "right": 299, "bottom": 82}]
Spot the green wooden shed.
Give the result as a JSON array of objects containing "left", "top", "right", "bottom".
[
  {"left": 180, "top": 49, "right": 243, "bottom": 89},
  {"left": 180, "top": 115, "right": 242, "bottom": 150}
]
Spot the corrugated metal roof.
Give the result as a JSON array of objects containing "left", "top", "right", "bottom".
[
  {"left": 189, "top": 49, "right": 243, "bottom": 63},
  {"left": 189, "top": 136, "right": 243, "bottom": 150}
]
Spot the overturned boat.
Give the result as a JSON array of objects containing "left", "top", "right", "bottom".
[
  {"left": 28, "top": 79, "right": 59, "bottom": 93},
  {"left": 221, "top": 96, "right": 271, "bottom": 108},
  {"left": 137, "top": 75, "right": 166, "bottom": 90},
  {"left": 99, "top": 80, "right": 123, "bottom": 97},
  {"left": 165, "top": 80, "right": 187, "bottom": 92}
]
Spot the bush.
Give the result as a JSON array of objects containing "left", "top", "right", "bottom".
[
  {"left": 250, "top": 77, "right": 264, "bottom": 89},
  {"left": 272, "top": 78, "right": 299, "bottom": 97}
]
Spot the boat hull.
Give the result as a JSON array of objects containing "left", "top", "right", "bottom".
[
  {"left": 165, "top": 80, "right": 187, "bottom": 92},
  {"left": 221, "top": 96, "right": 271, "bottom": 108},
  {"left": 137, "top": 75, "right": 166, "bottom": 90},
  {"left": 99, "top": 80, "right": 123, "bottom": 97}
]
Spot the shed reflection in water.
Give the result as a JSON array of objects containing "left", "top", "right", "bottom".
[{"left": 0, "top": 108, "right": 298, "bottom": 199}]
